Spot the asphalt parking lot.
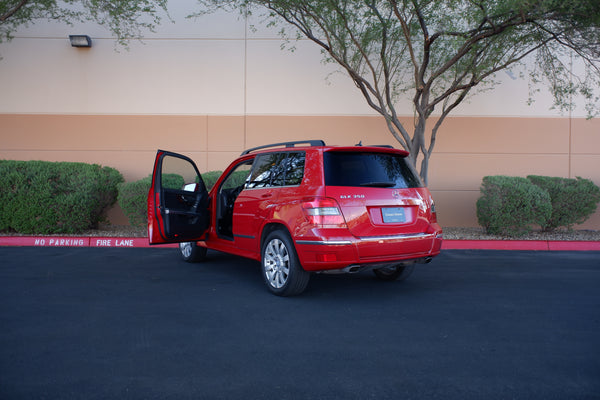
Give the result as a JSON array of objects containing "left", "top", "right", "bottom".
[{"left": 1, "top": 247, "right": 599, "bottom": 400}]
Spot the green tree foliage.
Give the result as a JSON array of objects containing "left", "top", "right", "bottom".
[
  {"left": 0, "top": 0, "right": 168, "bottom": 46},
  {"left": 197, "top": 0, "right": 600, "bottom": 184}
]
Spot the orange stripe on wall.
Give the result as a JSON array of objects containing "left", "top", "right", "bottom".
[{"left": 1, "top": 114, "right": 598, "bottom": 229}]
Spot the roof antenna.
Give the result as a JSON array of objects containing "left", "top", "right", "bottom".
[{"left": 355, "top": 141, "right": 362, "bottom": 146}]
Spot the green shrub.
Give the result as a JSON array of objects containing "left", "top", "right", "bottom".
[
  {"left": 118, "top": 176, "right": 153, "bottom": 228},
  {"left": 202, "top": 171, "right": 223, "bottom": 190},
  {"left": 0, "top": 160, "right": 123, "bottom": 234},
  {"left": 527, "top": 175, "right": 600, "bottom": 231},
  {"left": 118, "top": 172, "right": 218, "bottom": 227},
  {"left": 223, "top": 169, "right": 252, "bottom": 188},
  {"left": 118, "top": 174, "right": 184, "bottom": 228},
  {"left": 476, "top": 175, "right": 552, "bottom": 237}
]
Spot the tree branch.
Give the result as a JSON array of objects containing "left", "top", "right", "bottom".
[
  {"left": 1, "top": 0, "right": 29, "bottom": 22},
  {"left": 429, "top": 38, "right": 554, "bottom": 111},
  {"left": 390, "top": 0, "right": 420, "bottom": 88}
]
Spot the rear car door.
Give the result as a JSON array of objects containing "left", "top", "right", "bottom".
[
  {"left": 232, "top": 152, "right": 284, "bottom": 251},
  {"left": 148, "top": 150, "right": 210, "bottom": 244}
]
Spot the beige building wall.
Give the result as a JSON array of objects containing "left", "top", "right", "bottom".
[
  {"left": 1, "top": 0, "right": 599, "bottom": 229},
  {"left": 2, "top": 114, "right": 598, "bottom": 229}
]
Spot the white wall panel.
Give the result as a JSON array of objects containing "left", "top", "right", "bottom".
[
  {"left": 0, "top": 0, "right": 592, "bottom": 118},
  {"left": 0, "top": 37, "right": 245, "bottom": 114},
  {"left": 245, "top": 39, "right": 376, "bottom": 115}
]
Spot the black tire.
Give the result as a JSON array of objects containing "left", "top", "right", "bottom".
[
  {"left": 179, "top": 241, "right": 207, "bottom": 263},
  {"left": 373, "top": 264, "right": 415, "bottom": 281},
  {"left": 261, "top": 230, "right": 310, "bottom": 296}
]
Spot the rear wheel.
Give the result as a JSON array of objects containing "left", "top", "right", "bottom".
[
  {"left": 373, "top": 264, "right": 415, "bottom": 281},
  {"left": 261, "top": 230, "right": 310, "bottom": 296},
  {"left": 179, "top": 242, "right": 207, "bottom": 263}
]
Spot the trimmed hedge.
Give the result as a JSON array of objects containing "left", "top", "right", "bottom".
[
  {"left": 202, "top": 171, "right": 222, "bottom": 190},
  {"left": 0, "top": 160, "right": 123, "bottom": 234},
  {"left": 118, "top": 172, "right": 221, "bottom": 228},
  {"left": 527, "top": 175, "right": 600, "bottom": 231},
  {"left": 476, "top": 176, "right": 552, "bottom": 237},
  {"left": 117, "top": 175, "right": 153, "bottom": 228}
]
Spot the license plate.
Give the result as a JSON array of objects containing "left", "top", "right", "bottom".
[{"left": 382, "top": 207, "right": 405, "bottom": 223}]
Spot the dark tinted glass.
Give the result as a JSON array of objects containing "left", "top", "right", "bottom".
[
  {"left": 324, "top": 152, "right": 423, "bottom": 188},
  {"left": 247, "top": 152, "right": 305, "bottom": 188},
  {"left": 281, "top": 152, "right": 305, "bottom": 186},
  {"left": 247, "top": 153, "right": 284, "bottom": 188}
]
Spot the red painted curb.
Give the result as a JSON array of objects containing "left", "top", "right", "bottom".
[
  {"left": 0, "top": 236, "right": 176, "bottom": 248},
  {"left": 443, "top": 240, "right": 549, "bottom": 251},
  {"left": 547, "top": 241, "right": 600, "bottom": 251},
  {"left": 0, "top": 236, "right": 598, "bottom": 251},
  {"left": 443, "top": 239, "right": 600, "bottom": 251}
]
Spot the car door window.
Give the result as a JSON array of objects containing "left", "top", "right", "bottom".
[
  {"left": 221, "top": 162, "right": 253, "bottom": 191},
  {"left": 161, "top": 155, "right": 204, "bottom": 190}
]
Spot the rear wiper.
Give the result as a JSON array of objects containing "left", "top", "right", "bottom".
[{"left": 360, "top": 182, "right": 395, "bottom": 188}]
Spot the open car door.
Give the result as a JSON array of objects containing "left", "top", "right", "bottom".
[{"left": 148, "top": 150, "right": 210, "bottom": 245}]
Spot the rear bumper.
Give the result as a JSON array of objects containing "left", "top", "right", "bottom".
[{"left": 295, "top": 229, "right": 443, "bottom": 272}]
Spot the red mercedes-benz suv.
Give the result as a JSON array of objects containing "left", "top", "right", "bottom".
[{"left": 148, "top": 140, "right": 442, "bottom": 296}]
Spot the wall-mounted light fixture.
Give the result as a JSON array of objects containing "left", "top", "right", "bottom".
[{"left": 69, "top": 35, "right": 92, "bottom": 48}]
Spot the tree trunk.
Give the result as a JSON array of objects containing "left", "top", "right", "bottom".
[{"left": 410, "top": 114, "right": 430, "bottom": 186}]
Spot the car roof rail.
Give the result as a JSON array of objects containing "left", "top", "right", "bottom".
[{"left": 241, "top": 140, "right": 326, "bottom": 155}]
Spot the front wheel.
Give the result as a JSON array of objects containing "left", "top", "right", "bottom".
[
  {"left": 261, "top": 230, "right": 310, "bottom": 296},
  {"left": 179, "top": 241, "right": 207, "bottom": 263},
  {"left": 373, "top": 264, "right": 415, "bottom": 282}
]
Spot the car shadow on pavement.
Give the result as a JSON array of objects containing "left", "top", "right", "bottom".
[{"left": 197, "top": 249, "right": 430, "bottom": 299}]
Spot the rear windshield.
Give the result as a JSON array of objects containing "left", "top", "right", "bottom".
[{"left": 324, "top": 151, "right": 423, "bottom": 188}]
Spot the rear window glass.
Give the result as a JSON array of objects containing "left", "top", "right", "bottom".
[{"left": 324, "top": 152, "right": 423, "bottom": 188}]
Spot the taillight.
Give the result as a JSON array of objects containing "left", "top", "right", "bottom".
[
  {"left": 302, "top": 197, "right": 346, "bottom": 227},
  {"left": 430, "top": 202, "right": 438, "bottom": 223}
]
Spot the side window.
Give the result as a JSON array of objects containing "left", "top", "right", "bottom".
[
  {"left": 246, "top": 152, "right": 306, "bottom": 189},
  {"left": 282, "top": 152, "right": 305, "bottom": 186},
  {"left": 160, "top": 155, "right": 203, "bottom": 191},
  {"left": 247, "top": 153, "right": 284, "bottom": 188},
  {"left": 221, "top": 161, "right": 253, "bottom": 191}
]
